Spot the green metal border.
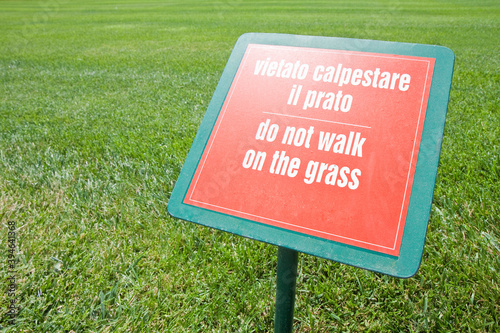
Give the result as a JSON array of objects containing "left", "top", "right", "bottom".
[{"left": 168, "top": 33, "right": 454, "bottom": 278}]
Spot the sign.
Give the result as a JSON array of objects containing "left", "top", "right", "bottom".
[{"left": 168, "top": 33, "right": 454, "bottom": 277}]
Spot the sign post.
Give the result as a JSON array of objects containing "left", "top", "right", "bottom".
[
  {"left": 275, "top": 247, "right": 298, "bottom": 333},
  {"left": 168, "top": 33, "right": 454, "bottom": 329}
]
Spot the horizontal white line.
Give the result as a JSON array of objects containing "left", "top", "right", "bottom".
[{"left": 262, "top": 112, "right": 371, "bottom": 129}]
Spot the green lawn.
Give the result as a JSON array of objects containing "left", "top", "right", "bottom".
[{"left": 1, "top": 0, "right": 499, "bottom": 331}]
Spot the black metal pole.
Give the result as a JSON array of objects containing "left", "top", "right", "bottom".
[{"left": 274, "top": 246, "right": 299, "bottom": 333}]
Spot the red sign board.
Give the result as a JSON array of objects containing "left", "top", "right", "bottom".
[{"left": 183, "top": 44, "right": 435, "bottom": 256}]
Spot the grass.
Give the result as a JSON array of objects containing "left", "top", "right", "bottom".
[{"left": 0, "top": 0, "right": 499, "bottom": 331}]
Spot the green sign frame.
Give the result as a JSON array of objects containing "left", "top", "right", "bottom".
[{"left": 168, "top": 33, "right": 454, "bottom": 278}]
